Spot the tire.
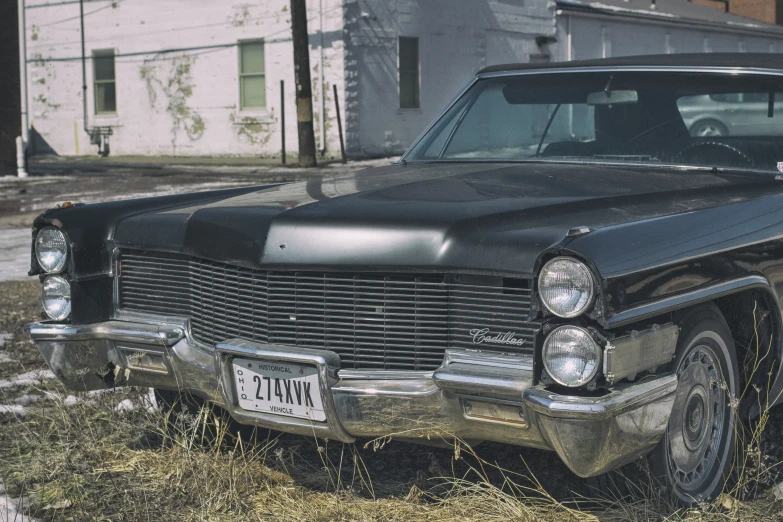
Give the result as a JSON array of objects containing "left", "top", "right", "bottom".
[
  {"left": 689, "top": 119, "right": 728, "bottom": 137},
  {"left": 649, "top": 304, "right": 740, "bottom": 505},
  {"left": 587, "top": 304, "right": 739, "bottom": 505}
]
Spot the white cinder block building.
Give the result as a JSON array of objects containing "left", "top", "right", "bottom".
[
  {"left": 555, "top": 1, "right": 783, "bottom": 61},
  {"left": 21, "top": 0, "right": 783, "bottom": 159},
  {"left": 22, "top": 0, "right": 556, "bottom": 159}
]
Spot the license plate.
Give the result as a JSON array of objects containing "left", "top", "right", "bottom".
[{"left": 231, "top": 358, "right": 326, "bottom": 421}]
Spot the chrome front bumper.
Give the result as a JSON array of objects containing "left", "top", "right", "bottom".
[{"left": 25, "top": 320, "right": 678, "bottom": 478}]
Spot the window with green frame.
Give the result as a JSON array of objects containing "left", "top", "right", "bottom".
[
  {"left": 239, "top": 41, "right": 266, "bottom": 109},
  {"left": 93, "top": 49, "right": 116, "bottom": 114}
]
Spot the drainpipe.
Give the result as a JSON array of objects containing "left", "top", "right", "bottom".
[
  {"left": 566, "top": 14, "right": 574, "bottom": 138},
  {"left": 17, "top": 0, "right": 28, "bottom": 178},
  {"left": 318, "top": 0, "right": 325, "bottom": 155},
  {"left": 80, "top": 0, "right": 89, "bottom": 134}
]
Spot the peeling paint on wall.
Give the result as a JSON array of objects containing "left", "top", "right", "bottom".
[
  {"left": 140, "top": 55, "right": 205, "bottom": 149},
  {"left": 230, "top": 112, "right": 275, "bottom": 147},
  {"left": 228, "top": 4, "right": 252, "bottom": 27}
]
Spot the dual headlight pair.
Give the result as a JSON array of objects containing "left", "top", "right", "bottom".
[
  {"left": 34, "top": 227, "right": 71, "bottom": 321},
  {"left": 538, "top": 257, "right": 601, "bottom": 388}
]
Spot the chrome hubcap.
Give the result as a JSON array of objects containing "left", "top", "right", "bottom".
[
  {"left": 695, "top": 124, "right": 724, "bottom": 137},
  {"left": 665, "top": 344, "right": 726, "bottom": 493}
]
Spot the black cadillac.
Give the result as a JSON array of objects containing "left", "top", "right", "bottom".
[{"left": 25, "top": 54, "right": 783, "bottom": 505}]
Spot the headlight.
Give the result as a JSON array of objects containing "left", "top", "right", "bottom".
[
  {"left": 35, "top": 227, "right": 68, "bottom": 273},
  {"left": 41, "top": 275, "right": 72, "bottom": 320},
  {"left": 543, "top": 326, "right": 601, "bottom": 387},
  {"left": 538, "top": 257, "right": 594, "bottom": 318}
]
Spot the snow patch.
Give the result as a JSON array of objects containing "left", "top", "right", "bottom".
[
  {"left": 0, "top": 480, "right": 39, "bottom": 522},
  {"left": 114, "top": 399, "right": 135, "bottom": 412},
  {"left": 145, "top": 387, "right": 159, "bottom": 412},
  {"left": 774, "top": 481, "right": 783, "bottom": 501},
  {"left": 0, "top": 370, "right": 55, "bottom": 389},
  {"left": 0, "top": 405, "right": 27, "bottom": 416},
  {"left": 0, "top": 229, "right": 32, "bottom": 282}
]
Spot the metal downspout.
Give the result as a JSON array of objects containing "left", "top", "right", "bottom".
[
  {"left": 80, "top": 0, "right": 89, "bottom": 135},
  {"left": 17, "top": 0, "right": 28, "bottom": 178},
  {"left": 566, "top": 14, "right": 574, "bottom": 138},
  {"left": 319, "top": 0, "right": 326, "bottom": 156}
]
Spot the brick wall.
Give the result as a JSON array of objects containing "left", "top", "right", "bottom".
[
  {"left": 0, "top": 1, "right": 20, "bottom": 174},
  {"left": 692, "top": 0, "right": 777, "bottom": 24}
]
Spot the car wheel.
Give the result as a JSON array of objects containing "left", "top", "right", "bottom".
[
  {"left": 650, "top": 304, "right": 739, "bottom": 505},
  {"left": 587, "top": 305, "right": 739, "bottom": 504},
  {"left": 690, "top": 120, "right": 728, "bottom": 137}
]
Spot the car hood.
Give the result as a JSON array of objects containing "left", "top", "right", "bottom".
[{"left": 112, "top": 162, "right": 775, "bottom": 276}]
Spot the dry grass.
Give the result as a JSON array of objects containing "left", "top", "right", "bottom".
[{"left": 1, "top": 280, "right": 782, "bottom": 521}]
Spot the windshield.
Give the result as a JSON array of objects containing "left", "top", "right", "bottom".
[{"left": 405, "top": 71, "right": 783, "bottom": 172}]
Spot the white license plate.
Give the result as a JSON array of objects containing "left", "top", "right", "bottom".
[{"left": 231, "top": 358, "right": 326, "bottom": 421}]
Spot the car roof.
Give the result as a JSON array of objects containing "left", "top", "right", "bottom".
[{"left": 478, "top": 53, "right": 783, "bottom": 75}]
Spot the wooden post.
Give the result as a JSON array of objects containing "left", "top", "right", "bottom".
[
  {"left": 333, "top": 84, "right": 346, "bottom": 164},
  {"left": 290, "top": 0, "right": 317, "bottom": 167},
  {"left": 280, "top": 80, "right": 286, "bottom": 164}
]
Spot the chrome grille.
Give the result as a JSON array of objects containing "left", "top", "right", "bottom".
[{"left": 118, "top": 251, "right": 539, "bottom": 371}]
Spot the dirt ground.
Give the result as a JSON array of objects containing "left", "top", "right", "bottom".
[
  {"left": 1, "top": 159, "right": 783, "bottom": 520},
  {"left": 1, "top": 281, "right": 783, "bottom": 521}
]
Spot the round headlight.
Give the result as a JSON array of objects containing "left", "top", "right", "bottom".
[
  {"left": 538, "top": 257, "right": 594, "bottom": 318},
  {"left": 41, "top": 275, "right": 71, "bottom": 321},
  {"left": 35, "top": 227, "right": 68, "bottom": 273},
  {"left": 543, "top": 326, "right": 601, "bottom": 387}
]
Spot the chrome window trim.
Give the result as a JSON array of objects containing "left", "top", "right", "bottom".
[{"left": 399, "top": 65, "right": 783, "bottom": 162}]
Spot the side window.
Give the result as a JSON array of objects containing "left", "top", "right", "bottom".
[
  {"left": 742, "top": 93, "right": 769, "bottom": 103},
  {"left": 239, "top": 41, "right": 266, "bottom": 109},
  {"left": 399, "top": 37, "right": 420, "bottom": 109},
  {"left": 93, "top": 50, "right": 116, "bottom": 114},
  {"left": 709, "top": 93, "right": 741, "bottom": 103},
  {"left": 441, "top": 83, "right": 594, "bottom": 159},
  {"left": 442, "top": 84, "right": 531, "bottom": 158}
]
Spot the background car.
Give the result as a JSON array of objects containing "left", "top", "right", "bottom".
[{"left": 679, "top": 92, "right": 783, "bottom": 136}]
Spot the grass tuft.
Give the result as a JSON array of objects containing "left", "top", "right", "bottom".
[{"left": 1, "top": 280, "right": 782, "bottom": 521}]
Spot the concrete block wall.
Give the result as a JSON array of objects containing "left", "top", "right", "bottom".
[
  {"left": 24, "top": 0, "right": 345, "bottom": 158},
  {"left": 556, "top": 13, "right": 783, "bottom": 63},
  {"left": 342, "top": 0, "right": 557, "bottom": 157}
]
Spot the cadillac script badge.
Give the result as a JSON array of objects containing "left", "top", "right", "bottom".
[{"left": 470, "top": 328, "right": 526, "bottom": 346}]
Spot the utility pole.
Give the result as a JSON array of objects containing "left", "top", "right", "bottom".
[
  {"left": 290, "top": 0, "right": 317, "bottom": 167},
  {"left": 17, "top": 0, "right": 29, "bottom": 177}
]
